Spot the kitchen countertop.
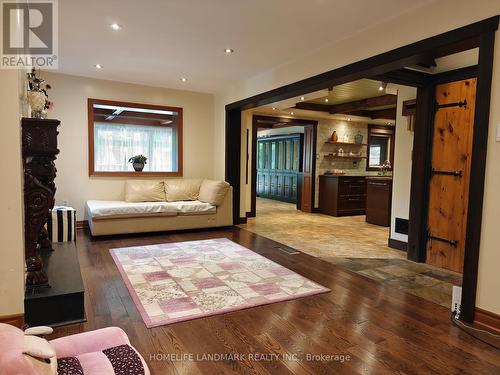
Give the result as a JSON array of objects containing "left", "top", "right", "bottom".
[{"left": 366, "top": 176, "right": 393, "bottom": 180}]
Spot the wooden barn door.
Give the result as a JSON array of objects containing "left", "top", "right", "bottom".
[{"left": 426, "top": 78, "right": 477, "bottom": 273}]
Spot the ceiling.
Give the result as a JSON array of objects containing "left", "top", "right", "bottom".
[
  {"left": 254, "top": 78, "right": 397, "bottom": 124},
  {"left": 57, "top": 0, "right": 436, "bottom": 93},
  {"left": 307, "top": 79, "right": 388, "bottom": 105}
]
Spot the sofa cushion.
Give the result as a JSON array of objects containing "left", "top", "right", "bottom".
[
  {"left": 198, "top": 180, "right": 230, "bottom": 206},
  {"left": 87, "top": 201, "right": 177, "bottom": 220},
  {"left": 164, "top": 179, "right": 202, "bottom": 202},
  {"left": 86, "top": 200, "right": 216, "bottom": 220},
  {"left": 125, "top": 180, "right": 165, "bottom": 202},
  {"left": 173, "top": 201, "right": 216, "bottom": 216}
]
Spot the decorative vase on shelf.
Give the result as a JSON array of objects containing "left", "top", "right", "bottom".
[
  {"left": 331, "top": 131, "right": 338, "bottom": 143},
  {"left": 354, "top": 131, "right": 363, "bottom": 144},
  {"left": 28, "top": 90, "right": 46, "bottom": 119}
]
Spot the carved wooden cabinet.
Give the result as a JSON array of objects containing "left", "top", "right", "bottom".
[{"left": 22, "top": 118, "right": 60, "bottom": 289}]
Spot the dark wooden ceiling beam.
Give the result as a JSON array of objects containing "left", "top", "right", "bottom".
[
  {"left": 294, "top": 102, "right": 331, "bottom": 112},
  {"left": 327, "top": 94, "right": 397, "bottom": 114},
  {"left": 371, "top": 107, "right": 396, "bottom": 120},
  {"left": 372, "top": 68, "right": 434, "bottom": 87}
]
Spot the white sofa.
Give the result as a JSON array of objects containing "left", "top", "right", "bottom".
[{"left": 85, "top": 179, "right": 233, "bottom": 236}]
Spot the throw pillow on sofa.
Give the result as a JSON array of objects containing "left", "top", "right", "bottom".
[
  {"left": 125, "top": 180, "right": 165, "bottom": 202},
  {"left": 198, "top": 179, "right": 230, "bottom": 206},
  {"left": 164, "top": 179, "right": 202, "bottom": 201}
]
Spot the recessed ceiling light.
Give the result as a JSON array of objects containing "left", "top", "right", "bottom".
[
  {"left": 94, "top": 64, "right": 103, "bottom": 69},
  {"left": 110, "top": 23, "right": 122, "bottom": 31},
  {"left": 324, "top": 98, "right": 329, "bottom": 102},
  {"left": 300, "top": 96, "right": 305, "bottom": 101},
  {"left": 272, "top": 107, "right": 276, "bottom": 110},
  {"left": 347, "top": 118, "right": 351, "bottom": 121},
  {"left": 180, "top": 77, "right": 188, "bottom": 82},
  {"left": 379, "top": 81, "right": 387, "bottom": 91},
  {"left": 290, "top": 111, "right": 294, "bottom": 115},
  {"left": 224, "top": 48, "right": 234, "bottom": 54}
]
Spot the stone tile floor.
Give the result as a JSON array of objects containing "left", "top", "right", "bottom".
[{"left": 239, "top": 198, "right": 462, "bottom": 308}]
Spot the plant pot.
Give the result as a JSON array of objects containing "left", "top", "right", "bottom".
[
  {"left": 28, "top": 90, "right": 47, "bottom": 118},
  {"left": 133, "top": 162, "right": 144, "bottom": 172}
]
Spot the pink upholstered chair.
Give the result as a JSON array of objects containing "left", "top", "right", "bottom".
[{"left": 0, "top": 323, "right": 150, "bottom": 375}]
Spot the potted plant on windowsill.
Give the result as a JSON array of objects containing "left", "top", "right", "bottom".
[{"left": 128, "top": 155, "right": 147, "bottom": 172}]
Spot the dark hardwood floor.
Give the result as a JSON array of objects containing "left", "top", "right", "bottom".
[{"left": 52, "top": 227, "right": 500, "bottom": 374}]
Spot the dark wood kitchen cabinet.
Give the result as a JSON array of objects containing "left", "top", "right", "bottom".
[
  {"left": 366, "top": 177, "right": 392, "bottom": 226},
  {"left": 319, "top": 175, "right": 366, "bottom": 216}
]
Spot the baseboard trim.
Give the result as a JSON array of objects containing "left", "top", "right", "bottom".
[
  {"left": 0, "top": 313, "right": 24, "bottom": 328},
  {"left": 76, "top": 220, "right": 88, "bottom": 230},
  {"left": 474, "top": 308, "right": 500, "bottom": 334},
  {"left": 388, "top": 238, "right": 408, "bottom": 252}
]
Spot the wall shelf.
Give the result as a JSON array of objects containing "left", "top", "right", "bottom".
[
  {"left": 325, "top": 141, "right": 367, "bottom": 146},
  {"left": 324, "top": 154, "right": 367, "bottom": 159}
]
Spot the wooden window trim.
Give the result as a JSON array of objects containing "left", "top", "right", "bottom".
[
  {"left": 366, "top": 124, "right": 395, "bottom": 171},
  {"left": 88, "top": 98, "right": 183, "bottom": 177}
]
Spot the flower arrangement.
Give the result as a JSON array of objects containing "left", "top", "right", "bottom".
[{"left": 26, "top": 68, "right": 53, "bottom": 118}]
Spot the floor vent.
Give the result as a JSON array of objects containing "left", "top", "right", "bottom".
[{"left": 275, "top": 246, "right": 299, "bottom": 255}]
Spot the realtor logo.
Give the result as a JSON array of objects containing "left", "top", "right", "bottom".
[{"left": 1, "top": 0, "right": 58, "bottom": 69}]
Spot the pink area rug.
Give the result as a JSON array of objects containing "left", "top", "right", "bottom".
[{"left": 110, "top": 238, "right": 329, "bottom": 327}]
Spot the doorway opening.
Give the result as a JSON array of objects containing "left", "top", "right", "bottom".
[{"left": 227, "top": 17, "right": 498, "bottom": 322}]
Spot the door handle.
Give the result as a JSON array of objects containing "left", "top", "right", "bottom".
[
  {"left": 427, "top": 232, "right": 458, "bottom": 247},
  {"left": 431, "top": 169, "right": 462, "bottom": 177}
]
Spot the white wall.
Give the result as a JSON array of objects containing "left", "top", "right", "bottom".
[
  {"left": 43, "top": 72, "right": 215, "bottom": 220},
  {"left": 390, "top": 85, "right": 417, "bottom": 243},
  {"left": 214, "top": 0, "right": 500, "bottom": 315},
  {"left": 0, "top": 71, "right": 25, "bottom": 317}
]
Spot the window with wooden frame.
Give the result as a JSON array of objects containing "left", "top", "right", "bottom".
[
  {"left": 366, "top": 124, "right": 395, "bottom": 171},
  {"left": 88, "top": 98, "right": 183, "bottom": 177}
]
